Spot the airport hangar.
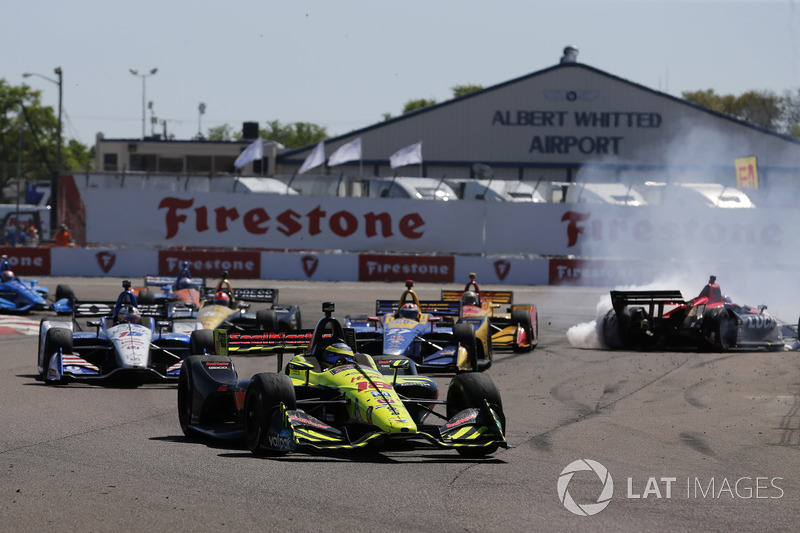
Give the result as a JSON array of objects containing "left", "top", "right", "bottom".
[{"left": 277, "top": 48, "right": 800, "bottom": 206}]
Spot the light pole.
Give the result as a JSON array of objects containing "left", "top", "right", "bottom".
[
  {"left": 129, "top": 67, "right": 157, "bottom": 138},
  {"left": 22, "top": 67, "right": 62, "bottom": 236}
]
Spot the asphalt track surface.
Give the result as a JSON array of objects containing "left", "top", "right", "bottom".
[{"left": 2, "top": 277, "right": 800, "bottom": 532}]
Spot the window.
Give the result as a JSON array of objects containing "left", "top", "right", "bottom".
[{"left": 103, "top": 153, "right": 118, "bottom": 171}]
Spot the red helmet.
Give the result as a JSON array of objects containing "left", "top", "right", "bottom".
[
  {"left": 214, "top": 291, "right": 231, "bottom": 306},
  {"left": 1, "top": 270, "right": 14, "bottom": 282}
]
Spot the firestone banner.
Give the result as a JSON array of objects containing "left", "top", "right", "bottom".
[{"left": 81, "top": 188, "right": 800, "bottom": 263}]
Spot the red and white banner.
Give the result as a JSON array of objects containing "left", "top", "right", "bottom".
[
  {"left": 358, "top": 254, "right": 454, "bottom": 283},
  {"left": 0, "top": 247, "right": 51, "bottom": 275},
  {"left": 82, "top": 188, "right": 483, "bottom": 253}
]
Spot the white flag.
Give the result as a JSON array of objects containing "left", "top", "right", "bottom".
[
  {"left": 328, "top": 138, "right": 362, "bottom": 167},
  {"left": 298, "top": 141, "right": 326, "bottom": 174},
  {"left": 389, "top": 141, "right": 423, "bottom": 169},
  {"left": 234, "top": 139, "right": 263, "bottom": 168}
]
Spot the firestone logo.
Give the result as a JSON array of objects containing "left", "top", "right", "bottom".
[{"left": 557, "top": 459, "right": 614, "bottom": 516}]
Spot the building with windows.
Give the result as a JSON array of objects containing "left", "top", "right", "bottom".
[{"left": 92, "top": 47, "right": 800, "bottom": 206}]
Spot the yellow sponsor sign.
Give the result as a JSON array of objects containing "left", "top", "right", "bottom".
[{"left": 735, "top": 156, "right": 758, "bottom": 189}]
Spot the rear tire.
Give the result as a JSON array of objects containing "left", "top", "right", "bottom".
[
  {"left": 244, "top": 373, "right": 296, "bottom": 455},
  {"left": 256, "top": 309, "right": 279, "bottom": 331},
  {"left": 138, "top": 289, "right": 155, "bottom": 305},
  {"left": 190, "top": 329, "right": 215, "bottom": 355},
  {"left": 42, "top": 327, "right": 72, "bottom": 384},
  {"left": 453, "top": 323, "right": 478, "bottom": 372},
  {"left": 55, "top": 284, "right": 75, "bottom": 302},
  {"left": 599, "top": 310, "right": 624, "bottom": 350},
  {"left": 446, "top": 372, "right": 505, "bottom": 457}
]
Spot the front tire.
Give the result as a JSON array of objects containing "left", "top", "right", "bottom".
[
  {"left": 511, "top": 307, "right": 536, "bottom": 352},
  {"left": 190, "top": 329, "right": 215, "bottom": 355},
  {"left": 42, "top": 327, "right": 72, "bottom": 384},
  {"left": 453, "top": 323, "right": 478, "bottom": 372},
  {"left": 446, "top": 372, "right": 505, "bottom": 457},
  {"left": 244, "top": 373, "right": 296, "bottom": 455},
  {"left": 177, "top": 357, "right": 199, "bottom": 437}
]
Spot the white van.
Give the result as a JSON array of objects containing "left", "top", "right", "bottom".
[
  {"left": 449, "top": 179, "right": 547, "bottom": 202},
  {"left": 635, "top": 182, "right": 755, "bottom": 208},
  {"left": 365, "top": 177, "right": 458, "bottom": 201},
  {"left": 561, "top": 182, "right": 647, "bottom": 206}
]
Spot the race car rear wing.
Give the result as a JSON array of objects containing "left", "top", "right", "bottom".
[
  {"left": 203, "top": 287, "right": 278, "bottom": 303},
  {"left": 143, "top": 275, "right": 207, "bottom": 290},
  {"left": 72, "top": 301, "right": 164, "bottom": 318},
  {"left": 610, "top": 290, "right": 686, "bottom": 318},
  {"left": 375, "top": 299, "right": 461, "bottom": 317},
  {"left": 213, "top": 327, "right": 358, "bottom": 369},
  {"left": 214, "top": 329, "right": 314, "bottom": 356},
  {"left": 440, "top": 290, "right": 514, "bottom": 305}
]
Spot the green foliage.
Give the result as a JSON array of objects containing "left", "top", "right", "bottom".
[
  {"left": 682, "top": 88, "right": 786, "bottom": 134},
  {"left": 452, "top": 84, "right": 483, "bottom": 98},
  {"left": 260, "top": 120, "right": 328, "bottom": 148},
  {"left": 0, "top": 79, "right": 91, "bottom": 201},
  {"left": 403, "top": 98, "right": 437, "bottom": 114},
  {"left": 206, "top": 124, "right": 242, "bottom": 142}
]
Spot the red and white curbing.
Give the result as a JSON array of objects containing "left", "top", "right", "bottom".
[{"left": 0, "top": 316, "right": 41, "bottom": 336}]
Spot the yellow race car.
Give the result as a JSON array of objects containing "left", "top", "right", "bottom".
[{"left": 178, "top": 302, "right": 509, "bottom": 457}]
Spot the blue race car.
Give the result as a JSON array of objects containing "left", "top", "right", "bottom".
[
  {"left": 344, "top": 280, "right": 492, "bottom": 373},
  {"left": 0, "top": 266, "right": 72, "bottom": 314}
]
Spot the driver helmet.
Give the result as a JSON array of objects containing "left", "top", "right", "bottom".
[
  {"left": 176, "top": 277, "right": 193, "bottom": 289},
  {"left": 398, "top": 302, "right": 419, "bottom": 319},
  {"left": 461, "top": 290, "right": 479, "bottom": 306},
  {"left": 321, "top": 342, "right": 355, "bottom": 367},
  {"left": 118, "top": 306, "right": 142, "bottom": 325},
  {"left": 214, "top": 291, "right": 231, "bottom": 306},
  {"left": 1, "top": 270, "right": 14, "bottom": 282}
]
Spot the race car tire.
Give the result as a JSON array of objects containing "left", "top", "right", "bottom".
[
  {"left": 42, "top": 327, "right": 72, "bottom": 385},
  {"left": 701, "top": 308, "right": 737, "bottom": 352},
  {"left": 55, "top": 284, "right": 75, "bottom": 302},
  {"left": 244, "top": 372, "right": 296, "bottom": 455},
  {"left": 177, "top": 356, "right": 199, "bottom": 437},
  {"left": 137, "top": 289, "right": 155, "bottom": 305},
  {"left": 446, "top": 372, "right": 505, "bottom": 457},
  {"left": 453, "top": 323, "right": 478, "bottom": 372},
  {"left": 255, "top": 309, "right": 279, "bottom": 332},
  {"left": 190, "top": 329, "right": 215, "bottom": 355},
  {"left": 511, "top": 307, "right": 535, "bottom": 352},
  {"left": 599, "top": 309, "right": 625, "bottom": 350}
]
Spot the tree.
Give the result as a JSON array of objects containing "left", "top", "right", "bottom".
[
  {"left": 402, "top": 98, "right": 437, "bottom": 114},
  {"left": 452, "top": 84, "right": 483, "bottom": 98},
  {"left": 0, "top": 79, "right": 91, "bottom": 202},
  {"left": 260, "top": 120, "right": 327, "bottom": 148},
  {"left": 682, "top": 88, "right": 784, "bottom": 133},
  {"left": 207, "top": 124, "right": 241, "bottom": 142}
]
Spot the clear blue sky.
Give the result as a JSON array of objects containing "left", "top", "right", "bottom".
[{"left": 4, "top": 0, "right": 798, "bottom": 146}]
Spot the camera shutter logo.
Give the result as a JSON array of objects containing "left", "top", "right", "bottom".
[{"left": 557, "top": 459, "right": 614, "bottom": 516}]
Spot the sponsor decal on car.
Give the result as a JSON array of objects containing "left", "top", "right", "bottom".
[{"left": 444, "top": 411, "right": 478, "bottom": 429}]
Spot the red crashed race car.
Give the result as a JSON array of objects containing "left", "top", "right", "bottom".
[{"left": 600, "top": 275, "right": 790, "bottom": 352}]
